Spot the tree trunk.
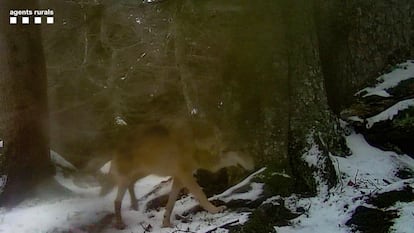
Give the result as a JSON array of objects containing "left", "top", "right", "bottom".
[
  {"left": 0, "top": 0, "right": 54, "bottom": 207},
  {"left": 315, "top": 0, "right": 414, "bottom": 112},
  {"left": 284, "top": 0, "right": 347, "bottom": 194},
  {"left": 168, "top": 0, "right": 349, "bottom": 195}
]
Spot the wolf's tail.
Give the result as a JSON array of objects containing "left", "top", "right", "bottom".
[{"left": 94, "top": 160, "right": 116, "bottom": 196}]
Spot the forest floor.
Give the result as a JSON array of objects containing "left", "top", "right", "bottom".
[{"left": 0, "top": 133, "right": 413, "bottom": 233}]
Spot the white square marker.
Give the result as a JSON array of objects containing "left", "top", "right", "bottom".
[
  {"left": 46, "top": 17, "right": 54, "bottom": 24},
  {"left": 22, "top": 17, "right": 29, "bottom": 24},
  {"left": 34, "top": 17, "right": 42, "bottom": 24},
  {"left": 10, "top": 17, "right": 17, "bottom": 24}
]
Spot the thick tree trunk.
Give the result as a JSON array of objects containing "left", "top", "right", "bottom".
[
  {"left": 168, "top": 0, "right": 349, "bottom": 195},
  {"left": 0, "top": 0, "right": 54, "bottom": 207},
  {"left": 315, "top": 0, "right": 414, "bottom": 112},
  {"left": 284, "top": 0, "right": 347, "bottom": 194}
]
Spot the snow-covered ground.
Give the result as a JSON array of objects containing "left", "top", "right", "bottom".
[
  {"left": 0, "top": 156, "right": 261, "bottom": 233},
  {"left": 0, "top": 133, "right": 413, "bottom": 233},
  {"left": 275, "top": 133, "right": 414, "bottom": 233},
  {"left": 350, "top": 60, "right": 414, "bottom": 129},
  {"left": 356, "top": 60, "right": 414, "bottom": 98}
]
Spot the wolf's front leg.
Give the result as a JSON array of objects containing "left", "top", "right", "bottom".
[
  {"left": 114, "top": 184, "right": 127, "bottom": 229},
  {"left": 178, "top": 174, "right": 226, "bottom": 214},
  {"left": 128, "top": 183, "right": 138, "bottom": 211},
  {"left": 162, "top": 178, "right": 183, "bottom": 228}
]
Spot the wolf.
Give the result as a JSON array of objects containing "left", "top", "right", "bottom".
[{"left": 101, "top": 120, "right": 254, "bottom": 229}]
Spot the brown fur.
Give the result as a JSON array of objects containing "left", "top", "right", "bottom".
[{"left": 105, "top": 120, "right": 254, "bottom": 229}]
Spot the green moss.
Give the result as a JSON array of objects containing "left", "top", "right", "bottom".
[{"left": 392, "top": 108, "right": 414, "bottom": 128}]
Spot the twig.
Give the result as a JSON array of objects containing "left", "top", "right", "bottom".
[
  {"left": 354, "top": 170, "right": 359, "bottom": 184},
  {"left": 140, "top": 223, "right": 153, "bottom": 233},
  {"left": 171, "top": 227, "right": 196, "bottom": 233},
  {"left": 366, "top": 178, "right": 380, "bottom": 192},
  {"left": 333, "top": 157, "right": 344, "bottom": 192},
  {"left": 202, "top": 219, "right": 240, "bottom": 233}
]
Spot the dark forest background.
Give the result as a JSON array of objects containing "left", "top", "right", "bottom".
[{"left": 0, "top": 0, "right": 413, "bottom": 218}]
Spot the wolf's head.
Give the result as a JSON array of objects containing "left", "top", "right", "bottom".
[
  {"left": 194, "top": 148, "right": 254, "bottom": 173},
  {"left": 184, "top": 119, "right": 254, "bottom": 172},
  {"left": 217, "top": 151, "right": 254, "bottom": 171}
]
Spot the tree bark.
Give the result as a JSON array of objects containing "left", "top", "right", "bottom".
[
  {"left": 315, "top": 0, "right": 414, "bottom": 112},
  {"left": 0, "top": 0, "right": 54, "bottom": 207},
  {"left": 284, "top": 0, "right": 345, "bottom": 194}
]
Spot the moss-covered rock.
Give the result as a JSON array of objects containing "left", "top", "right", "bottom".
[
  {"left": 228, "top": 201, "right": 299, "bottom": 233},
  {"left": 346, "top": 206, "right": 398, "bottom": 233}
]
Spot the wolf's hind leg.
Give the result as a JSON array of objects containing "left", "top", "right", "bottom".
[
  {"left": 178, "top": 174, "right": 226, "bottom": 214},
  {"left": 162, "top": 178, "right": 182, "bottom": 228}
]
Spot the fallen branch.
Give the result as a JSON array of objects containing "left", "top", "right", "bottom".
[
  {"left": 140, "top": 177, "right": 172, "bottom": 201},
  {"left": 171, "top": 227, "right": 196, "bottom": 233},
  {"left": 202, "top": 219, "right": 240, "bottom": 233}
]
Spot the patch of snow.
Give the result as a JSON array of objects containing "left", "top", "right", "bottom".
[
  {"left": 276, "top": 191, "right": 350, "bottom": 232},
  {"left": 347, "top": 116, "right": 364, "bottom": 123},
  {"left": 365, "top": 98, "right": 414, "bottom": 128},
  {"left": 190, "top": 108, "right": 198, "bottom": 115},
  {"left": 100, "top": 161, "right": 112, "bottom": 174},
  {"left": 0, "top": 169, "right": 255, "bottom": 233},
  {"left": 0, "top": 196, "right": 111, "bottom": 233},
  {"left": 54, "top": 171, "right": 100, "bottom": 196},
  {"left": 262, "top": 196, "right": 282, "bottom": 205},
  {"left": 271, "top": 172, "right": 291, "bottom": 178},
  {"left": 366, "top": 90, "right": 392, "bottom": 98},
  {"left": 336, "top": 134, "right": 413, "bottom": 188},
  {"left": 115, "top": 116, "right": 127, "bottom": 126},
  {"left": 98, "top": 173, "right": 254, "bottom": 233},
  {"left": 391, "top": 202, "right": 414, "bottom": 233},
  {"left": 277, "top": 194, "right": 352, "bottom": 233},
  {"left": 356, "top": 60, "right": 414, "bottom": 98},
  {"left": 302, "top": 144, "right": 321, "bottom": 167},
  {"left": 199, "top": 215, "right": 250, "bottom": 233},
  {"left": 275, "top": 133, "right": 414, "bottom": 233},
  {"left": 302, "top": 133, "right": 321, "bottom": 167}
]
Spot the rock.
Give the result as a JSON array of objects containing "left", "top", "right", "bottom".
[
  {"left": 146, "top": 194, "right": 169, "bottom": 211},
  {"left": 346, "top": 206, "right": 398, "bottom": 233},
  {"left": 387, "top": 78, "right": 414, "bottom": 99},
  {"left": 194, "top": 168, "right": 230, "bottom": 197},
  {"left": 396, "top": 168, "right": 414, "bottom": 179},
  {"left": 228, "top": 201, "right": 300, "bottom": 233},
  {"left": 342, "top": 67, "right": 414, "bottom": 158},
  {"left": 359, "top": 109, "right": 414, "bottom": 158},
  {"left": 368, "top": 186, "right": 414, "bottom": 208}
]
